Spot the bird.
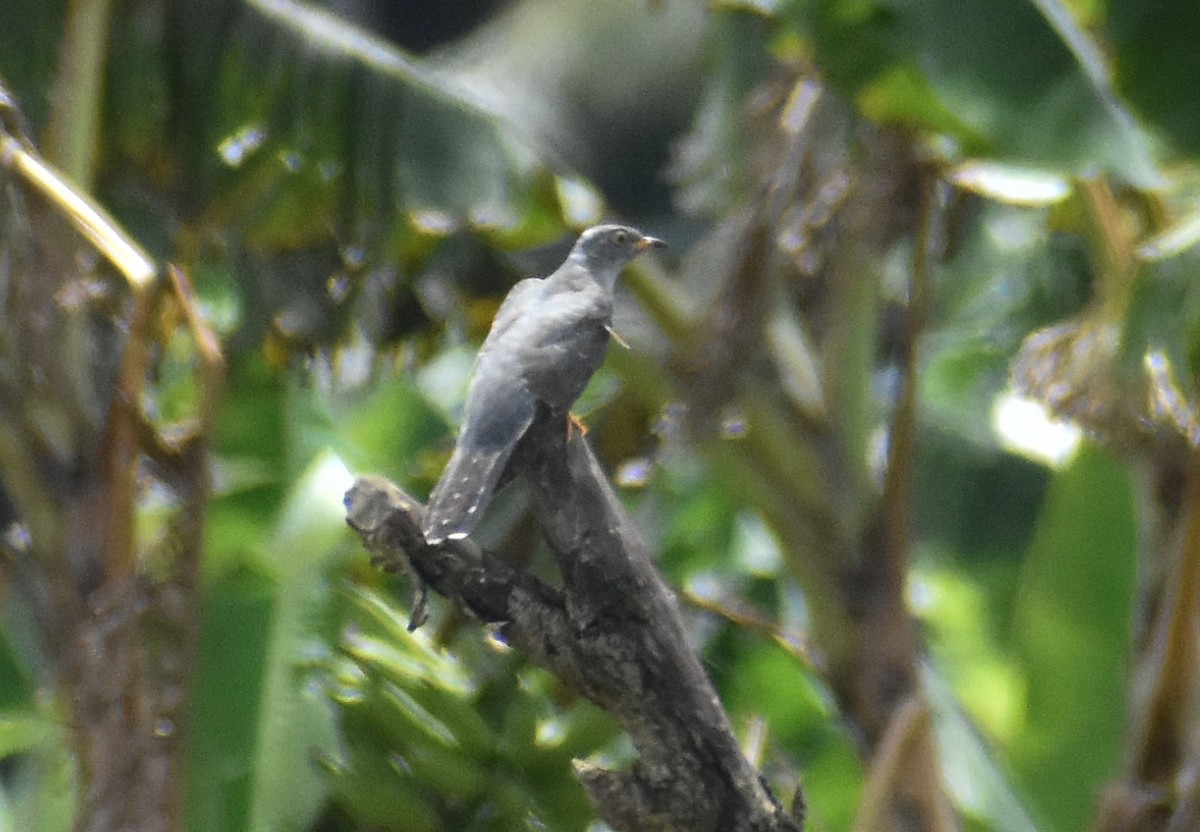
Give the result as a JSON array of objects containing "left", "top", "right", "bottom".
[{"left": 422, "top": 224, "right": 665, "bottom": 545}]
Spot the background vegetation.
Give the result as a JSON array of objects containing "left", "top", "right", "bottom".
[{"left": 2, "top": 0, "right": 1200, "bottom": 830}]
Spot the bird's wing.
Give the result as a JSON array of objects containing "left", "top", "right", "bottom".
[
  {"left": 422, "top": 280, "right": 543, "bottom": 544},
  {"left": 480, "top": 277, "right": 543, "bottom": 347}
]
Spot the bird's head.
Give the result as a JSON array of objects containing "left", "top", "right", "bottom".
[{"left": 568, "top": 224, "right": 665, "bottom": 288}]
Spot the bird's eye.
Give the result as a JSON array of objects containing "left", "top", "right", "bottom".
[{"left": 615, "top": 231, "right": 628, "bottom": 245}]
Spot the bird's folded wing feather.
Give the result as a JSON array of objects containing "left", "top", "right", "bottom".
[
  {"left": 480, "top": 277, "right": 543, "bottom": 347},
  {"left": 421, "top": 279, "right": 544, "bottom": 544}
]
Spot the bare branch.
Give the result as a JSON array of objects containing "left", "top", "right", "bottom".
[{"left": 346, "top": 416, "right": 804, "bottom": 832}]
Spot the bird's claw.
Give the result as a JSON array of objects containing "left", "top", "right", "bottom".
[
  {"left": 568, "top": 412, "right": 589, "bottom": 440},
  {"left": 407, "top": 578, "right": 430, "bottom": 632}
]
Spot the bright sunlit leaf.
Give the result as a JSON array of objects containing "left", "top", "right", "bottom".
[{"left": 991, "top": 390, "right": 1082, "bottom": 467}]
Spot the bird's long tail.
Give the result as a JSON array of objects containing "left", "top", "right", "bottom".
[{"left": 421, "top": 437, "right": 516, "bottom": 545}]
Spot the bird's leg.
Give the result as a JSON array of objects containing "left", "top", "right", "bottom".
[{"left": 567, "top": 412, "right": 589, "bottom": 440}]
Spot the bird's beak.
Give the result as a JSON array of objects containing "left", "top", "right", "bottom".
[{"left": 636, "top": 235, "right": 667, "bottom": 251}]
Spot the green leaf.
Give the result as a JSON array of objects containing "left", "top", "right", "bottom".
[
  {"left": 0, "top": 712, "right": 54, "bottom": 758},
  {"left": 168, "top": 0, "right": 577, "bottom": 257},
  {"left": 187, "top": 573, "right": 276, "bottom": 832},
  {"left": 336, "top": 373, "right": 447, "bottom": 486},
  {"left": 798, "top": 730, "right": 865, "bottom": 832},
  {"left": 0, "top": 630, "right": 35, "bottom": 712},
  {"left": 318, "top": 740, "right": 440, "bottom": 832},
  {"left": 244, "top": 451, "right": 352, "bottom": 832},
  {"left": 189, "top": 447, "right": 352, "bottom": 832},
  {"left": 924, "top": 664, "right": 1040, "bottom": 832},
  {"left": 1010, "top": 445, "right": 1135, "bottom": 831},
  {"left": 792, "top": 0, "right": 1159, "bottom": 182},
  {"left": 0, "top": 3, "right": 64, "bottom": 132},
  {"left": 1106, "top": 0, "right": 1200, "bottom": 157},
  {"left": 207, "top": 354, "right": 288, "bottom": 576},
  {"left": 0, "top": 738, "right": 75, "bottom": 832}
]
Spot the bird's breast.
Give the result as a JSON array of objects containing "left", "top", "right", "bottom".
[{"left": 519, "top": 311, "right": 611, "bottom": 412}]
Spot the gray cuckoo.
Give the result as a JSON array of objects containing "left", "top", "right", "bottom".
[{"left": 422, "top": 224, "right": 665, "bottom": 545}]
